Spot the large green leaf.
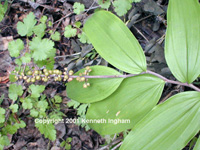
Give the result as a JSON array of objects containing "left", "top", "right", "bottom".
[
  {"left": 165, "top": 0, "right": 200, "bottom": 83},
  {"left": 120, "top": 92, "right": 200, "bottom": 150},
  {"left": 86, "top": 74, "right": 164, "bottom": 135},
  {"left": 194, "top": 136, "right": 200, "bottom": 150},
  {"left": 84, "top": 11, "right": 146, "bottom": 74},
  {"left": 67, "top": 66, "right": 123, "bottom": 103}
]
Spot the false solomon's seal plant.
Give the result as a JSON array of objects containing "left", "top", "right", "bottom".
[{"left": 67, "top": 0, "right": 200, "bottom": 149}]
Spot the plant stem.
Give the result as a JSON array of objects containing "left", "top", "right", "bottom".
[{"left": 70, "top": 70, "right": 200, "bottom": 92}]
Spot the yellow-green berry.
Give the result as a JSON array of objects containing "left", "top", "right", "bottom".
[
  {"left": 80, "top": 77, "right": 85, "bottom": 82},
  {"left": 23, "top": 76, "right": 27, "bottom": 80},
  {"left": 76, "top": 76, "right": 81, "bottom": 81},
  {"left": 64, "top": 75, "right": 69, "bottom": 79},
  {"left": 48, "top": 70, "right": 53, "bottom": 74},
  {"left": 31, "top": 78, "right": 35, "bottom": 82},
  {"left": 36, "top": 76, "right": 41, "bottom": 80},
  {"left": 43, "top": 77, "right": 48, "bottom": 82},
  {"left": 86, "top": 83, "right": 90, "bottom": 87},
  {"left": 83, "top": 83, "right": 87, "bottom": 88},
  {"left": 68, "top": 78, "right": 73, "bottom": 82},
  {"left": 68, "top": 70, "right": 74, "bottom": 76},
  {"left": 86, "top": 66, "right": 90, "bottom": 70},
  {"left": 34, "top": 70, "right": 39, "bottom": 75},
  {"left": 27, "top": 71, "right": 32, "bottom": 75},
  {"left": 43, "top": 69, "right": 47, "bottom": 73},
  {"left": 26, "top": 78, "right": 31, "bottom": 83},
  {"left": 45, "top": 72, "right": 49, "bottom": 76}
]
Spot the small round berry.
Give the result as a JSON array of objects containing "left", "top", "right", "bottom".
[
  {"left": 45, "top": 72, "right": 49, "bottom": 76},
  {"left": 26, "top": 78, "right": 31, "bottom": 83},
  {"left": 64, "top": 75, "right": 69, "bottom": 79},
  {"left": 57, "top": 77, "right": 62, "bottom": 81},
  {"left": 20, "top": 72, "right": 24, "bottom": 76},
  {"left": 31, "top": 78, "right": 35, "bottom": 82},
  {"left": 55, "top": 70, "right": 60, "bottom": 75},
  {"left": 68, "top": 70, "right": 74, "bottom": 76},
  {"left": 86, "top": 83, "right": 90, "bottom": 87},
  {"left": 14, "top": 75, "right": 18, "bottom": 80},
  {"left": 59, "top": 71, "right": 62, "bottom": 75},
  {"left": 23, "top": 76, "right": 27, "bottom": 80},
  {"left": 64, "top": 67, "right": 68, "bottom": 71},
  {"left": 27, "top": 71, "right": 32, "bottom": 75},
  {"left": 43, "top": 77, "right": 48, "bottom": 82},
  {"left": 48, "top": 70, "right": 53, "bottom": 74},
  {"left": 34, "top": 70, "right": 39, "bottom": 75},
  {"left": 80, "top": 77, "right": 85, "bottom": 82},
  {"left": 83, "top": 83, "right": 87, "bottom": 88},
  {"left": 36, "top": 76, "right": 41, "bottom": 80},
  {"left": 43, "top": 69, "right": 48, "bottom": 73},
  {"left": 68, "top": 78, "right": 73, "bottom": 82},
  {"left": 86, "top": 66, "right": 90, "bottom": 70},
  {"left": 76, "top": 76, "right": 81, "bottom": 81}
]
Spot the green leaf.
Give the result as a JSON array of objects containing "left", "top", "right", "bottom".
[
  {"left": 37, "top": 100, "right": 48, "bottom": 112},
  {"left": 29, "top": 37, "right": 55, "bottom": 61},
  {"left": 0, "top": 135, "right": 10, "bottom": 149},
  {"left": 73, "top": 2, "right": 85, "bottom": 15},
  {"left": 120, "top": 92, "right": 200, "bottom": 150},
  {"left": 35, "top": 56, "right": 55, "bottom": 70},
  {"left": 0, "top": 4, "right": 5, "bottom": 22},
  {"left": 74, "top": 21, "right": 82, "bottom": 28},
  {"left": 67, "top": 100, "right": 80, "bottom": 108},
  {"left": 17, "top": 12, "right": 37, "bottom": 36},
  {"left": 51, "top": 31, "right": 61, "bottom": 41},
  {"left": 3, "top": 121, "right": 26, "bottom": 134},
  {"left": 21, "top": 97, "right": 33, "bottom": 109},
  {"left": 33, "top": 23, "right": 46, "bottom": 38},
  {"left": 35, "top": 122, "right": 56, "bottom": 141},
  {"left": 0, "top": 108, "right": 5, "bottom": 123},
  {"left": 65, "top": 144, "right": 71, "bottom": 150},
  {"left": 98, "top": 0, "right": 111, "bottom": 9},
  {"left": 8, "top": 39, "right": 24, "bottom": 57},
  {"left": 84, "top": 11, "right": 146, "bottom": 74},
  {"left": 60, "top": 140, "right": 66, "bottom": 147},
  {"left": 77, "top": 104, "right": 88, "bottom": 116},
  {"left": 67, "top": 66, "right": 124, "bottom": 103},
  {"left": 8, "top": 84, "right": 23, "bottom": 101},
  {"left": 15, "top": 58, "right": 22, "bottom": 66},
  {"left": 64, "top": 25, "right": 77, "bottom": 38},
  {"left": 9, "top": 73, "right": 17, "bottom": 82},
  {"left": 9, "top": 104, "right": 18, "bottom": 113},
  {"left": 194, "top": 136, "right": 200, "bottom": 150},
  {"left": 21, "top": 53, "right": 31, "bottom": 63},
  {"left": 30, "top": 109, "right": 39, "bottom": 117},
  {"left": 29, "top": 84, "right": 45, "bottom": 98},
  {"left": 165, "top": 0, "right": 200, "bottom": 83},
  {"left": 54, "top": 95, "right": 62, "bottom": 103},
  {"left": 113, "top": 0, "right": 132, "bottom": 16},
  {"left": 40, "top": 15, "right": 47, "bottom": 24},
  {"left": 78, "top": 32, "right": 90, "bottom": 44},
  {"left": 86, "top": 74, "right": 164, "bottom": 135}
]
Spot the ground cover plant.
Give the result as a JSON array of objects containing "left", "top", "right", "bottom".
[{"left": 0, "top": 0, "right": 200, "bottom": 149}]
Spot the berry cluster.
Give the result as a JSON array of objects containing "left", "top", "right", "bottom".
[
  {"left": 76, "top": 66, "right": 92, "bottom": 88},
  {"left": 13, "top": 67, "right": 92, "bottom": 88}
]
